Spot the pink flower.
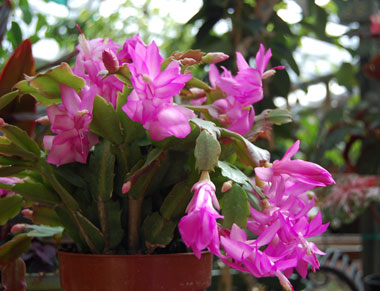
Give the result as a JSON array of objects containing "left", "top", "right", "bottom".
[
  {"left": 210, "top": 96, "right": 255, "bottom": 135},
  {"left": 122, "top": 40, "right": 193, "bottom": 140},
  {"left": 0, "top": 177, "right": 20, "bottom": 197},
  {"left": 73, "top": 37, "right": 123, "bottom": 108},
  {"left": 117, "top": 34, "right": 145, "bottom": 63},
  {"left": 220, "top": 224, "right": 296, "bottom": 291},
  {"left": 370, "top": 14, "right": 380, "bottom": 35},
  {"left": 43, "top": 84, "right": 98, "bottom": 166},
  {"left": 208, "top": 44, "right": 283, "bottom": 134},
  {"left": 179, "top": 180, "right": 223, "bottom": 259},
  {"left": 255, "top": 140, "right": 335, "bottom": 195}
]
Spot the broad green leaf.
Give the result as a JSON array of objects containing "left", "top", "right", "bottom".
[
  {"left": 88, "top": 139, "right": 115, "bottom": 202},
  {"left": 0, "top": 182, "right": 13, "bottom": 190},
  {"left": 0, "top": 166, "right": 27, "bottom": 177},
  {"left": 217, "top": 161, "right": 253, "bottom": 189},
  {"left": 15, "top": 63, "right": 85, "bottom": 103},
  {"left": 31, "top": 204, "right": 62, "bottom": 226},
  {"left": 9, "top": 22, "right": 22, "bottom": 49},
  {"left": 222, "top": 184, "right": 250, "bottom": 229},
  {"left": 268, "top": 108, "right": 292, "bottom": 125},
  {"left": 14, "top": 80, "right": 60, "bottom": 106},
  {"left": 13, "top": 178, "right": 60, "bottom": 205},
  {"left": 337, "top": 62, "right": 355, "bottom": 88},
  {"left": 2, "top": 257, "right": 26, "bottom": 291},
  {"left": 190, "top": 118, "right": 220, "bottom": 138},
  {"left": 228, "top": 133, "right": 270, "bottom": 167},
  {"left": 0, "top": 91, "right": 18, "bottom": 111},
  {"left": 55, "top": 206, "right": 87, "bottom": 252},
  {"left": 153, "top": 123, "right": 200, "bottom": 151},
  {"left": 91, "top": 95, "right": 123, "bottom": 144},
  {"left": 194, "top": 130, "right": 221, "bottom": 171},
  {"left": 0, "top": 234, "right": 31, "bottom": 266},
  {"left": 0, "top": 123, "right": 40, "bottom": 156},
  {"left": 25, "top": 225, "right": 64, "bottom": 237},
  {"left": 160, "top": 180, "right": 194, "bottom": 220},
  {"left": 75, "top": 211, "right": 105, "bottom": 253},
  {"left": 37, "top": 160, "right": 79, "bottom": 210},
  {"left": 0, "top": 194, "right": 23, "bottom": 225},
  {"left": 142, "top": 212, "right": 177, "bottom": 251},
  {"left": 106, "top": 201, "right": 123, "bottom": 249},
  {"left": 0, "top": 141, "right": 37, "bottom": 160}
]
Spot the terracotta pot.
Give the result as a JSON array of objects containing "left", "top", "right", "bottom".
[{"left": 58, "top": 251, "right": 213, "bottom": 291}]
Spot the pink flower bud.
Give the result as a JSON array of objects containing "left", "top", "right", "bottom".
[
  {"left": 181, "top": 58, "right": 198, "bottom": 66},
  {"left": 102, "top": 48, "right": 119, "bottom": 73},
  {"left": 36, "top": 116, "right": 50, "bottom": 125},
  {"left": 221, "top": 180, "right": 233, "bottom": 193},
  {"left": 21, "top": 209, "right": 33, "bottom": 220},
  {"left": 202, "top": 52, "right": 229, "bottom": 64},
  {"left": 0, "top": 118, "right": 5, "bottom": 127},
  {"left": 10, "top": 224, "right": 26, "bottom": 233},
  {"left": 189, "top": 88, "right": 206, "bottom": 98},
  {"left": 122, "top": 181, "right": 131, "bottom": 194}
]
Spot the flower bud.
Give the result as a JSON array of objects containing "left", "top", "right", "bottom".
[
  {"left": 10, "top": 224, "right": 26, "bottom": 233},
  {"left": 102, "top": 48, "right": 119, "bottom": 73},
  {"left": 181, "top": 58, "right": 198, "bottom": 66},
  {"left": 202, "top": 52, "right": 229, "bottom": 64},
  {"left": 122, "top": 181, "right": 131, "bottom": 194},
  {"left": 0, "top": 118, "right": 5, "bottom": 128},
  {"left": 221, "top": 180, "right": 233, "bottom": 193},
  {"left": 189, "top": 88, "right": 206, "bottom": 98},
  {"left": 21, "top": 209, "right": 33, "bottom": 220},
  {"left": 36, "top": 116, "right": 50, "bottom": 126}
]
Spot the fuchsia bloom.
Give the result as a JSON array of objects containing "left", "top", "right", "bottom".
[
  {"left": 122, "top": 40, "right": 194, "bottom": 140},
  {"left": 209, "top": 44, "right": 283, "bottom": 134},
  {"left": 179, "top": 180, "right": 223, "bottom": 259},
  {"left": 215, "top": 141, "right": 334, "bottom": 289},
  {"left": 255, "top": 140, "right": 335, "bottom": 198},
  {"left": 117, "top": 34, "right": 145, "bottom": 63},
  {"left": 43, "top": 84, "right": 98, "bottom": 166},
  {"left": 0, "top": 177, "right": 20, "bottom": 197},
  {"left": 73, "top": 36, "right": 123, "bottom": 108}
]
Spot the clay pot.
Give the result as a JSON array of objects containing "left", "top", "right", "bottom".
[{"left": 58, "top": 251, "right": 213, "bottom": 291}]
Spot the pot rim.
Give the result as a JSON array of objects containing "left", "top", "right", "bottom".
[{"left": 57, "top": 250, "right": 210, "bottom": 259}]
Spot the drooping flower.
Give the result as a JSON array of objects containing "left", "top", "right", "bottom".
[
  {"left": 255, "top": 140, "right": 335, "bottom": 197},
  {"left": 0, "top": 177, "right": 20, "bottom": 197},
  {"left": 122, "top": 40, "right": 193, "bottom": 140},
  {"left": 43, "top": 84, "right": 98, "bottom": 166},
  {"left": 179, "top": 179, "right": 223, "bottom": 259}
]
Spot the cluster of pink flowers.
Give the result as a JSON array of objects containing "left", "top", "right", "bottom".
[
  {"left": 40, "top": 33, "right": 336, "bottom": 289},
  {"left": 44, "top": 34, "right": 196, "bottom": 165},
  {"left": 121, "top": 38, "right": 194, "bottom": 140},
  {"left": 206, "top": 44, "right": 283, "bottom": 134},
  {"left": 179, "top": 141, "right": 335, "bottom": 290}
]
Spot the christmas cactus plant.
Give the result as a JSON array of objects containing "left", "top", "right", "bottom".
[{"left": 0, "top": 32, "right": 335, "bottom": 290}]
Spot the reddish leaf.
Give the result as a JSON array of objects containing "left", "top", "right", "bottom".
[
  {"left": 2, "top": 258, "right": 26, "bottom": 291},
  {"left": 0, "top": 39, "right": 36, "bottom": 135},
  {"left": 364, "top": 53, "right": 380, "bottom": 81}
]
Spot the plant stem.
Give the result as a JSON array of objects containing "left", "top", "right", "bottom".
[
  {"left": 128, "top": 196, "right": 143, "bottom": 254},
  {"left": 98, "top": 198, "right": 110, "bottom": 253}
]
